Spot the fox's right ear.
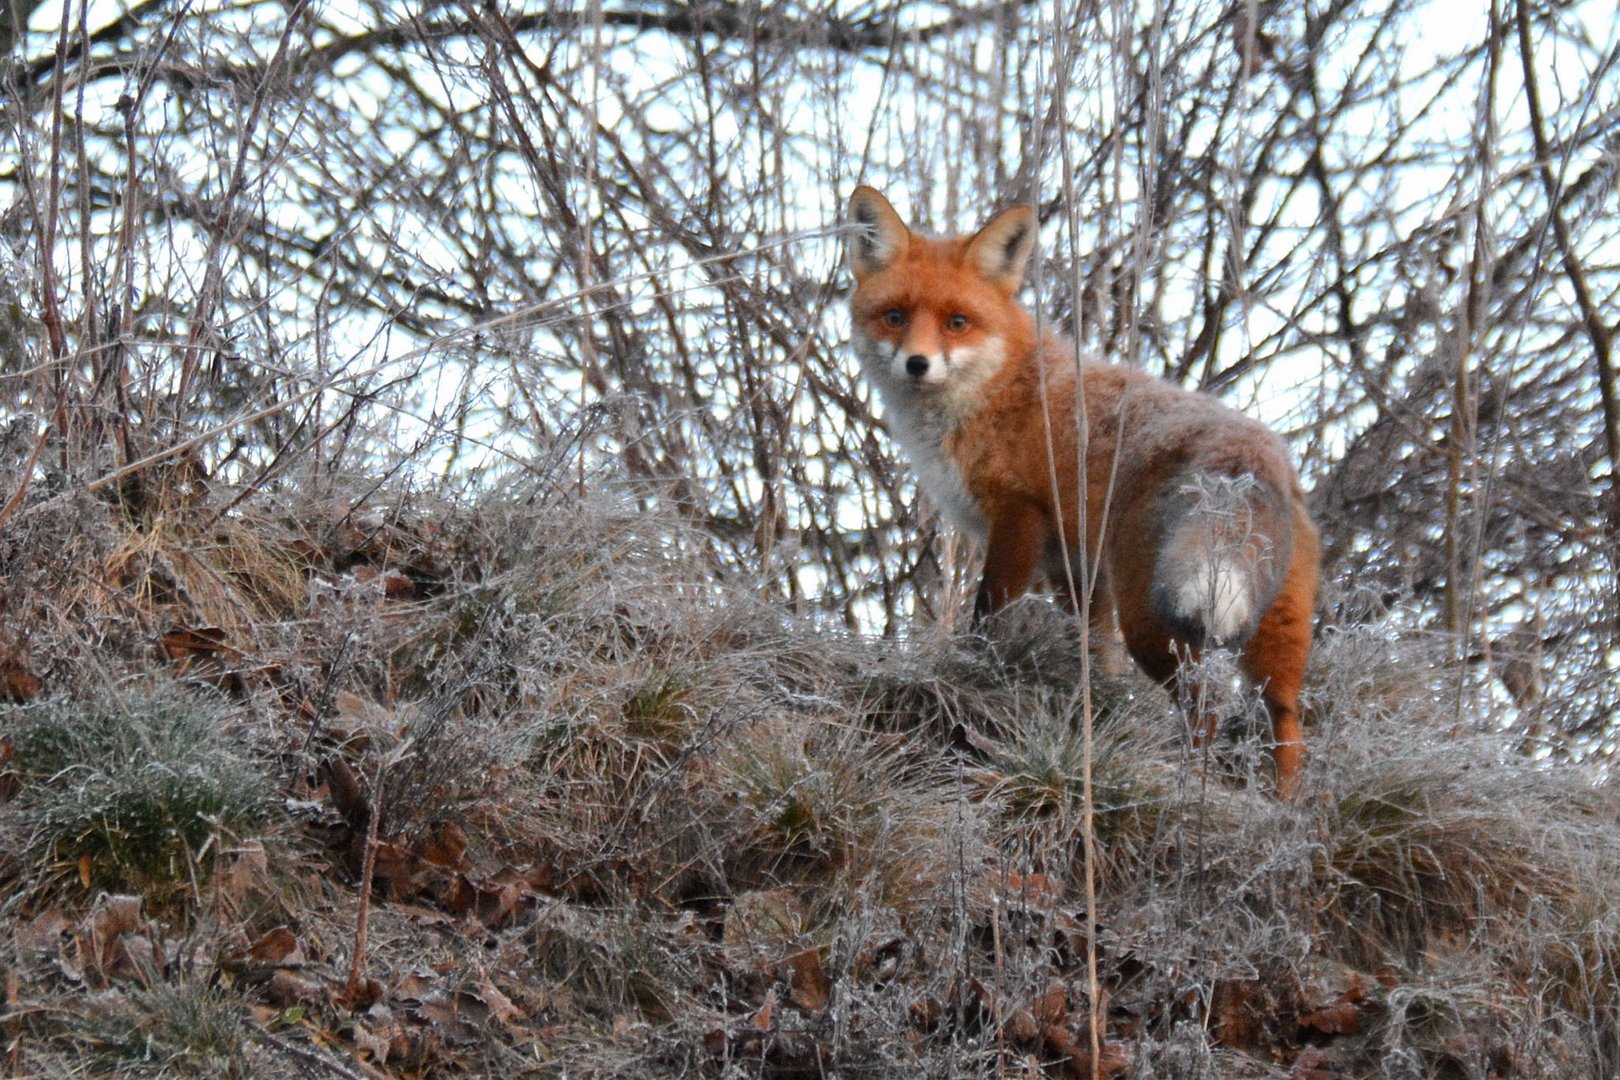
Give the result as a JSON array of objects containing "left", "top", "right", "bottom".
[{"left": 847, "top": 186, "right": 909, "bottom": 279}]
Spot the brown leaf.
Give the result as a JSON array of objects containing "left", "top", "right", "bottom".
[
  {"left": 322, "top": 755, "right": 369, "bottom": 831},
  {"left": 1, "top": 660, "right": 40, "bottom": 702},
  {"left": 159, "top": 625, "right": 233, "bottom": 660},
  {"left": 1028, "top": 983, "right": 1067, "bottom": 1025},
  {"left": 248, "top": 927, "right": 302, "bottom": 967},
  {"left": 475, "top": 973, "right": 526, "bottom": 1032},
  {"left": 784, "top": 947, "right": 830, "bottom": 1013},
  {"left": 335, "top": 976, "right": 385, "bottom": 1012},
  {"left": 265, "top": 969, "right": 327, "bottom": 1007},
  {"left": 446, "top": 873, "right": 530, "bottom": 929},
  {"left": 349, "top": 1020, "right": 392, "bottom": 1063},
  {"left": 1044, "top": 1026, "right": 1133, "bottom": 1078},
  {"left": 1299, "top": 999, "right": 1361, "bottom": 1036},
  {"left": 73, "top": 896, "right": 160, "bottom": 987},
  {"left": 750, "top": 987, "right": 778, "bottom": 1031},
  {"left": 417, "top": 821, "right": 470, "bottom": 870}
]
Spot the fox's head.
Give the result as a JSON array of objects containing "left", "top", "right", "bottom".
[{"left": 845, "top": 186, "right": 1037, "bottom": 402}]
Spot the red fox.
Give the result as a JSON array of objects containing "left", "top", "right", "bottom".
[{"left": 846, "top": 185, "right": 1319, "bottom": 798}]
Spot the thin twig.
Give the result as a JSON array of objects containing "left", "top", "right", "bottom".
[{"left": 1514, "top": 0, "right": 1620, "bottom": 543}]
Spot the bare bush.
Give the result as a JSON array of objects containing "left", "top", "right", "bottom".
[{"left": 3, "top": 1, "right": 1620, "bottom": 1074}]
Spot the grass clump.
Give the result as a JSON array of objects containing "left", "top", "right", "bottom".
[
  {"left": 717, "top": 714, "right": 973, "bottom": 908},
  {"left": 2, "top": 685, "right": 275, "bottom": 908},
  {"left": 53, "top": 981, "right": 261, "bottom": 1079}
]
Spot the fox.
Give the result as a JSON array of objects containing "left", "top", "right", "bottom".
[{"left": 845, "top": 185, "right": 1319, "bottom": 798}]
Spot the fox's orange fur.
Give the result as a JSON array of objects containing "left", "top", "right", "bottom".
[{"left": 846, "top": 185, "right": 1319, "bottom": 797}]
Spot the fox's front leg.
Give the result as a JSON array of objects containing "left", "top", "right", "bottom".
[{"left": 971, "top": 502, "right": 1046, "bottom": 624}]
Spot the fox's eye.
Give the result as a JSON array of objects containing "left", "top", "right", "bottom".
[
  {"left": 947, "top": 313, "right": 969, "bottom": 333},
  {"left": 883, "top": 308, "right": 906, "bottom": 328}
]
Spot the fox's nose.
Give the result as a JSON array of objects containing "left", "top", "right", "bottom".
[{"left": 905, "top": 354, "right": 930, "bottom": 378}]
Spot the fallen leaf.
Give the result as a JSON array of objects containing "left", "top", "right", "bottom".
[
  {"left": 476, "top": 972, "right": 526, "bottom": 1032},
  {"left": 784, "top": 947, "right": 830, "bottom": 1013},
  {"left": 1, "top": 659, "right": 40, "bottom": 702},
  {"left": 414, "top": 990, "right": 491, "bottom": 1044},
  {"left": 750, "top": 987, "right": 778, "bottom": 1031},
  {"left": 334, "top": 976, "right": 384, "bottom": 1012},
  {"left": 349, "top": 1020, "right": 392, "bottom": 1063},
  {"left": 82, "top": 894, "right": 150, "bottom": 985},
  {"left": 418, "top": 821, "right": 470, "bottom": 870},
  {"left": 265, "top": 969, "right": 326, "bottom": 1007},
  {"left": 446, "top": 873, "right": 529, "bottom": 930},
  {"left": 1299, "top": 999, "right": 1361, "bottom": 1036},
  {"left": 159, "top": 625, "right": 233, "bottom": 660},
  {"left": 248, "top": 927, "right": 302, "bottom": 967},
  {"left": 1028, "top": 983, "right": 1067, "bottom": 1025}
]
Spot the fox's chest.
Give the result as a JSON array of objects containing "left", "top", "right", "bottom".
[{"left": 879, "top": 402, "right": 989, "bottom": 541}]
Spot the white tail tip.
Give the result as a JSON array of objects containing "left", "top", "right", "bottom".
[{"left": 1169, "top": 559, "right": 1253, "bottom": 646}]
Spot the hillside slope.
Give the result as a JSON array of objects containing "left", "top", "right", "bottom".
[{"left": 2, "top": 476, "right": 1616, "bottom": 1078}]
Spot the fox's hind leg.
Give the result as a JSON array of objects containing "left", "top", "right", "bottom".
[
  {"left": 1114, "top": 603, "right": 1221, "bottom": 752},
  {"left": 1237, "top": 518, "right": 1318, "bottom": 799}
]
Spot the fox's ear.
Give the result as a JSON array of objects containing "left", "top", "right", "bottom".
[
  {"left": 847, "top": 186, "right": 909, "bottom": 278},
  {"left": 964, "top": 204, "right": 1036, "bottom": 293}
]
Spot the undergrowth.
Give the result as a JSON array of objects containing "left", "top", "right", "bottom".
[{"left": 1, "top": 471, "right": 1616, "bottom": 1078}]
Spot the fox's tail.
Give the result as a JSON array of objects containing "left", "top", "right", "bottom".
[{"left": 1149, "top": 472, "right": 1295, "bottom": 648}]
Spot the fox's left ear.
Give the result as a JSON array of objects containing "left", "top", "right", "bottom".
[{"left": 964, "top": 204, "right": 1037, "bottom": 293}]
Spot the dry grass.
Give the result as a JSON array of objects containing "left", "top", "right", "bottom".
[{"left": 2, "top": 466, "right": 1618, "bottom": 1078}]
